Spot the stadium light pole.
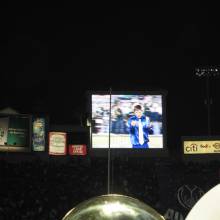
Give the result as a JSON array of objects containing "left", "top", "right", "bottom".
[
  {"left": 107, "top": 87, "right": 112, "bottom": 194},
  {"left": 195, "top": 66, "right": 220, "bottom": 135}
]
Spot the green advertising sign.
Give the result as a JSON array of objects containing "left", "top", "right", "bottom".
[{"left": 7, "top": 116, "right": 29, "bottom": 147}]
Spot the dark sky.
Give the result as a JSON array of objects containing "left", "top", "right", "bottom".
[{"left": 1, "top": 5, "right": 220, "bottom": 148}]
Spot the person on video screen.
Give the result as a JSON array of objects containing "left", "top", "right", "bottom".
[{"left": 127, "top": 104, "right": 152, "bottom": 148}]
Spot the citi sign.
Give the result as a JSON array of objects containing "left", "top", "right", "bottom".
[{"left": 185, "top": 144, "right": 198, "bottom": 152}]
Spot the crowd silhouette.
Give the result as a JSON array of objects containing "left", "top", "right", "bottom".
[{"left": 1, "top": 156, "right": 220, "bottom": 220}]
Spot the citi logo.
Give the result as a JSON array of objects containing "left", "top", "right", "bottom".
[{"left": 185, "top": 144, "right": 198, "bottom": 152}]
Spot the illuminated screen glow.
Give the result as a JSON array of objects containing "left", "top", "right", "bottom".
[{"left": 91, "top": 94, "right": 164, "bottom": 149}]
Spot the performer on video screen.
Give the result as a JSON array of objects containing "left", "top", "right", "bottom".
[{"left": 127, "top": 104, "right": 152, "bottom": 148}]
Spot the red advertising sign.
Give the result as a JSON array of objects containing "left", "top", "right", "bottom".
[{"left": 69, "top": 144, "right": 87, "bottom": 155}]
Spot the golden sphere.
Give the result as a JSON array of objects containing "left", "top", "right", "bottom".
[{"left": 62, "top": 194, "right": 165, "bottom": 220}]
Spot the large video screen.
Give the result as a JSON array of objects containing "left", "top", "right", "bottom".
[{"left": 90, "top": 92, "right": 166, "bottom": 152}]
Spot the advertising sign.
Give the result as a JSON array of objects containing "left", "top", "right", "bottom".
[
  {"left": 69, "top": 144, "right": 87, "bottom": 155},
  {"left": 0, "top": 117, "right": 9, "bottom": 145},
  {"left": 49, "top": 132, "right": 67, "bottom": 155},
  {"left": 32, "top": 118, "right": 46, "bottom": 152},
  {"left": 184, "top": 140, "right": 220, "bottom": 154}
]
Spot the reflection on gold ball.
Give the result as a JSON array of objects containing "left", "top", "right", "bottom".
[{"left": 62, "top": 194, "right": 165, "bottom": 220}]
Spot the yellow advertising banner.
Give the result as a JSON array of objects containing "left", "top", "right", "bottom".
[{"left": 183, "top": 140, "right": 220, "bottom": 154}]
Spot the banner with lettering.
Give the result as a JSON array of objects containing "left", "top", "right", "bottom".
[
  {"left": 183, "top": 140, "right": 220, "bottom": 154},
  {"left": 7, "top": 116, "right": 29, "bottom": 147},
  {"left": 69, "top": 144, "right": 87, "bottom": 155}
]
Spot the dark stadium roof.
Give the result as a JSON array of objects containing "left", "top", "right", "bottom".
[{"left": 1, "top": 5, "right": 220, "bottom": 149}]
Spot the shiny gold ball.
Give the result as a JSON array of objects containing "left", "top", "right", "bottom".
[{"left": 62, "top": 194, "right": 165, "bottom": 220}]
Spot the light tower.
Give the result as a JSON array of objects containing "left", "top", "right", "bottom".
[{"left": 195, "top": 66, "right": 220, "bottom": 135}]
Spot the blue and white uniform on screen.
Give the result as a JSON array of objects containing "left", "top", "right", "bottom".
[{"left": 127, "top": 115, "right": 151, "bottom": 148}]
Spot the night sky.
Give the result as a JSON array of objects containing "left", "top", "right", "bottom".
[{"left": 1, "top": 5, "right": 220, "bottom": 151}]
